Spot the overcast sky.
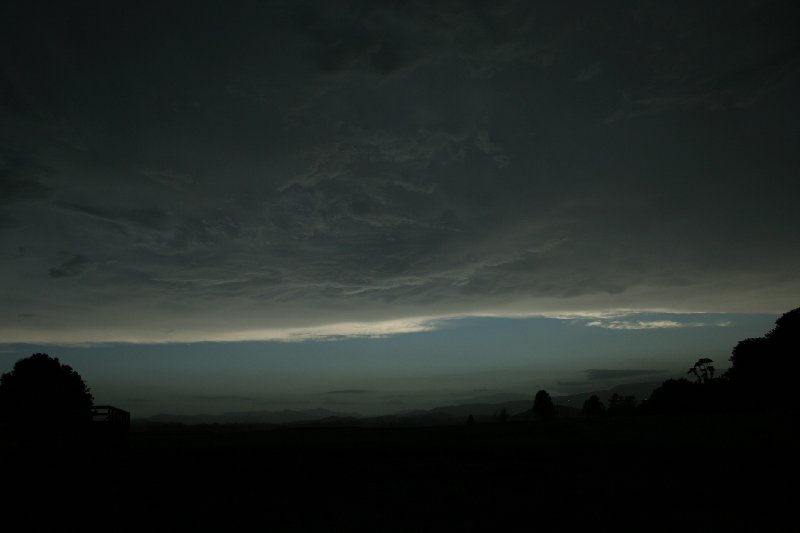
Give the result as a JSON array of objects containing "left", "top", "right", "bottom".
[{"left": 1, "top": 1, "right": 798, "bottom": 415}]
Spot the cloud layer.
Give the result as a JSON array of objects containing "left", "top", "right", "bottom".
[{"left": 1, "top": 1, "right": 799, "bottom": 343}]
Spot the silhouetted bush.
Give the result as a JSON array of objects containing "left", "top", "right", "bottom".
[
  {"left": 582, "top": 395, "right": 606, "bottom": 417},
  {"left": 0, "top": 353, "right": 94, "bottom": 436},
  {"left": 495, "top": 407, "right": 509, "bottom": 423},
  {"left": 725, "top": 306, "right": 799, "bottom": 414},
  {"left": 533, "top": 390, "right": 556, "bottom": 420},
  {"left": 642, "top": 378, "right": 698, "bottom": 415},
  {"left": 607, "top": 393, "right": 637, "bottom": 416}
]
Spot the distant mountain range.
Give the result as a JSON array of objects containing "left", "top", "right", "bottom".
[
  {"left": 135, "top": 381, "right": 663, "bottom": 428},
  {"left": 371, "top": 381, "right": 663, "bottom": 425}
]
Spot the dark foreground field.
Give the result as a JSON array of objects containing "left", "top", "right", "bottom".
[{"left": 4, "top": 415, "right": 796, "bottom": 531}]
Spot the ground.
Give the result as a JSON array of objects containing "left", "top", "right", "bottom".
[{"left": 2, "top": 414, "right": 795, "bottom": 531}]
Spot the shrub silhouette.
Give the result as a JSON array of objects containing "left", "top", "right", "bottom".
[
  {"left": 643, "top": 378, "right": 698, "bottom": 414},
  {"left": 533, "top": 390, "right": 556, "bottom": 420},
  {"left": 0, "top": 353, "right": 94, "bottom": 434},
  {"left": 607, "top": 393, "right": 637, "bottom": 416},
  {"left": 725, "top": 306, "right": 799, "bottom": 413},
  {"left": 495, "top": 407, "right": 509, "bottom": 423},
  {"left": 582, "top": 395, "right": 606, "bottom": 417}
]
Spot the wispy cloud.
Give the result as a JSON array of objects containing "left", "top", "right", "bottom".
[
  {"left": 12, "top": 316, "right": 444, "bottom": 345},
  {"left": 254, "top": 317, "right": 440, "bottom": 342},
  {"left": 0, "top": 309, "right": 740, "bottom": 345},
  {"left": 585, "top": 320, "right": 728, "bottom": 330}
]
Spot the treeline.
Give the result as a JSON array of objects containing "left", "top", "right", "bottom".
[{"left": 553, "top": 307, "right": 799, "bottom": 419}]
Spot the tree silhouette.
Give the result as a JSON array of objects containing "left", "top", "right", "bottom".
[
  {"left": 607, "top": 393, "right": 637, "bottom": 416},
  {"left": 0, "top": 353, "right": 94, "bottom": 434},
  {"left": 725, "top": 306, "right": 799, "bottom": 413},
  {"left": 633, "top": 307, "right": 799, "bottom": 416},
  {"left": 642, "top": 378, "right": 698, "bottom": 414},
  {"left": 533, "top": 390, "right": 556, "bottom": 420},
  {"left": 582, "top": 395, "right": 606, "bottom": 417},
  {"left": 688, "top": 358, "right": 715, "bottom": 384},
  {"left": 495, "top": 407, "right": 509, "bottom": 423},
  {"left": 726, "top": 337, "right": 767, "bottom": 385}
]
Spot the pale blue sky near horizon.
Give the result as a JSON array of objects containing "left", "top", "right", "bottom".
[{"left": 0, "top": 312, "right": 779, "bottom": 417}]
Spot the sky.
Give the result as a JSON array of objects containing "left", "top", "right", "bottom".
[{"left": 1, "top": 1, "right": 798, "bottom": 417}]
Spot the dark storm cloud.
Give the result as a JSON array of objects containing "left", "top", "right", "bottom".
[
  {"left": 1, "top": 1, "right": 799, "bottom": 342},
  {"left": 48, "top": 254, "right": 90, "bottom": 278},
  {"left": 603, "top": 4, "right": 800, "bottom": 121},
  {"left": 0, "top": 150, "right": 53, "bottom": 227},
  {"left": 0, "top": 158, "right": 51, "bottom": 205}
]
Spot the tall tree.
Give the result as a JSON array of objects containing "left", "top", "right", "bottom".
[
  {"left": 0, "top": 353, "right": 94, "bottom": 431},
  {"left": 688, "top": 358, "right": 715, "bottom": 384},
  {"left": 582, "top": 394, "right": 606, "bottom": 417},
  {"left": 533, "top": 390, "right": 556, "bottom": 420}
]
